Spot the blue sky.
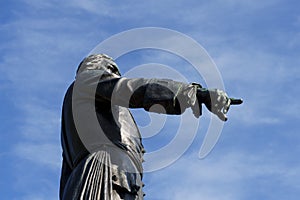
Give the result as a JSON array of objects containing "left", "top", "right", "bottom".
[{"left": 1, "top": 0, "right": 300, "bottom": 199}]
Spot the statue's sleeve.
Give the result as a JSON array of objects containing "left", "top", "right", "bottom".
[
  {"left": 114, "top": 78, "right": 198, "bottom": 114},
  {"left": 74, "top": 70, "right": 198, "bottom": 115}
]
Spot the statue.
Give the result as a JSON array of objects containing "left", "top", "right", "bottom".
[{"left": 59, "top": 54, "right": 242, "bottom": 199}]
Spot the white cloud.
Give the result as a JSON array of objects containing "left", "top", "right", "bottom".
[
  {"left": 12, "top": 101, "right": 62, "bottom": 170},
  {"left": 69, "top": 0, "right": 114, "bottom": 16},
  {"left": 19, "top": 102, "right": 60, "bottom": 140},
  {"left": 23, "top": 0, "right": 58, "bottom": 9},
  {"left": 14, "top": 142, "right": 61, "bottom": 170},
  {"left": 144, "top": 150, "right": 300, "bottom": 199}
]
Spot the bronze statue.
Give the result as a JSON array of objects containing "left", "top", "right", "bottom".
[{"left": 59, "top": 54, "right": 242, "bottom": 199}]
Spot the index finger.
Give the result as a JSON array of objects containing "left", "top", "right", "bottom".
[{"left": 230, "top": 98, "right": 243, "bottom": 105}]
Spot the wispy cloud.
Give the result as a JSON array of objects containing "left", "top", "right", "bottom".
[
  {"left": 10, "top": 101, "right": 62, "bottom": 198},
  {"left": 14, "top": 143, "right": 61, "bottom": 169},
  {"left": 145, "top": 150, "right": 300, "bottom": 199},
  {"left": 19, "top": 103, "right": 60, "bottom": 140}
]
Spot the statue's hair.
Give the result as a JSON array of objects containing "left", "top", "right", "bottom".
[{"left": 76, "top": 54, "right": 120, "bottom": 76}]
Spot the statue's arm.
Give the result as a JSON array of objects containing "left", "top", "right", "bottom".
[
  {"left": 108, "top": 78, "right": 198, "bottom": 115},
  {"left": 114, "top": 79, "right": 243, "bottom": 120},
  {"left": 74, "top": 70, "right": 241, "bottom": 120},
  {"left": 75, "top": 71, "right": 197, "bottom": 114}
]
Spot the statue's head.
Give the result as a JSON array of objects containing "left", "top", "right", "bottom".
[{"left": 76, "top": 54, "right": 121, "bottom": 77}]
